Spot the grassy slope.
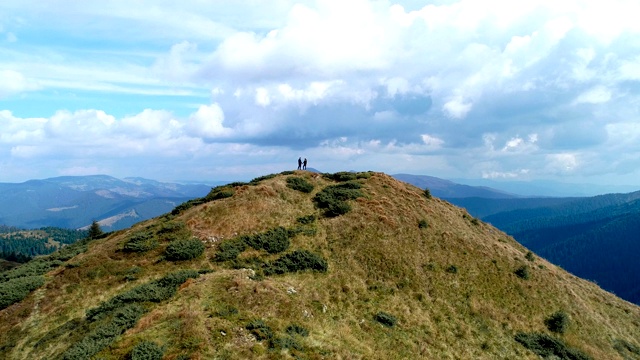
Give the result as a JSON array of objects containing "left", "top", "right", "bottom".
[{"left": 0, "top": 172, "right": 638, "bottom": 359}]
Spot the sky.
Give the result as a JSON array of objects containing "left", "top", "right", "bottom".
[{"left": 1, "top": 0, "right": 640, "bottom": 187}]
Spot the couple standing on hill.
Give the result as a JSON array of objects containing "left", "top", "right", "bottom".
[{"left": 297, "top": 157, "right": 307, "bottom": 170}]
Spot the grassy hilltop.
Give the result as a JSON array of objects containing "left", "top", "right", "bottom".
[{"left": 0, "top": 171, "right": 638, "bottom": 359}]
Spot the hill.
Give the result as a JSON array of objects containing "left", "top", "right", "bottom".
[
  {"left": 469, "top": 192, "right": 640, "bottom": 305},
  {"left": 0, "top": 175, "right": 212, "bottom": 231},
  {"left": 0, "top": 171, "right": 638, "bottom": 359}
]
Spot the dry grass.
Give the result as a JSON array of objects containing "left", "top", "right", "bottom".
[{"left": 1, "top": 171, "right": 638, "bottom": 359}]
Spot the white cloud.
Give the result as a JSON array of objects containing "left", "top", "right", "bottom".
[
  {"left": 0, "top": 70, "right": 38, "bottom": 98},
  {"left": 187, "top": 103, "right": 230, "bottom": 138},
  {"left": 546, "top": 153, "right": 579, "bottom": 173},
  {"left": 1, "top": 1, "right": 640, "bottom": 185},
  {"left": 421, "top": 134, "right": 444, "bottom": 149},
  {"left": 574, "top": 86, "right": 612, "bottom": 104},
  {"left": 443, "top": 97, "right": 472, "bottom": 119}
]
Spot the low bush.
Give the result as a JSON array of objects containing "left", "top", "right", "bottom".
[
  {"left": 157, "top": 220, "right": 186, "bottom": 235},
  {"left": 374, "top": 312, "right": 397, "bottom": 327},
  {"left": 418, "top": 219, "right": 428, "bottom": 229},
  {"left": 0, "top": 258, "right": 59, "bottom": 282},
  {"left": 171, "top": 185, "right": 234, "bottom": 215},
  {"left": 313, "top": 182, "right": 363, "bottom": 217},
  {"left": 296, "top": 214, "right": 316, "bottom": 224},
  {"left": 86, "top": 270, "right": 199, "bottom": 322},
  {"left": 249, "top": 174, "right": 278, "bottom": 185},
  {"left": 244, "top": 227, "right": 290, "bottom": 254},
  {"left": 214, "top": 238, "right": 247, "bottom": 262},
  {"left": 446, "top": 265, "right": 458, "bottom": 274},
  {"left": 614, "top": 339, "right": 640, "bottom": 357},
  {"left": 270, "top": 336, "right": 302, "bottom": 350},
  {"left": 285, "top": 324, "right": 309, "bottom": 337},
  {"left": 0, "top": 275, "right": 45, "bottom": 310},
  {"left": 264, "top": 250, "right": 328, "bottom": 276},
  {"left": 123, "top": 231, "right": 159, "bottom": 253},
  {"left": 423, "top": 188, "right": 432, "bottom": 199},
  {"left": 545, "top": 310, "right": 570, "bottom": 334},
  {"left": 525, "top": 251, "right": 535, "bottom": 262},
  {"left": 514, "top": 265, "right": 531, "bottom": 280},
  {"left": 246, "top": 319, "right": 274, "bottom": 341},
  {"left": 323, "top": 171, "right": 357, "bottom": 182},
  {"left": 286, "top": 176, "right": 314, "bottom": 193},
  {"left": 63, "top": 304, "right": 146, "bottom": 360},
  {"left": 165, "top": 238, "right": 205, "bottom": 261},
  {"left": 514, "top": 332, "right": 591, "bottom": 360},
  {"left": 130, "top": 340, "right": 164, "bottom": 360}
]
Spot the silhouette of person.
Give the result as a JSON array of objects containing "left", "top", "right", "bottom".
[
  {"left": 303, "top": 158, "right": 307, "bottom": 170},
  {"left": 297, "top": 157, "right": 302, "bottom": 170}
]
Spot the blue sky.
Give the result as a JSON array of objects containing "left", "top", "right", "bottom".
[{"left": 1, "top": 1, "right": 640, "bottom": 187}]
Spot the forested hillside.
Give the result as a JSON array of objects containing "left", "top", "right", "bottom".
[{"left": 0, "top": 226, "right": 87, "bottom": 259}]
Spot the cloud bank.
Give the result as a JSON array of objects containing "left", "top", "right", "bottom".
[{"left": 1, "top": 0, "right": 640, "bottom": 185}]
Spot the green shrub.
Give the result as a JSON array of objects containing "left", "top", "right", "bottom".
[
  {"left": 157, "top": 221, "right": 186, "bottom": 234},
  {"left": 286, "top": 177, "right": 315, "bottom": 193},
  {"left": 446, "top": 265, "right": 458, "bottom": 274},
  {"left": 296, "top": 214, "right": 316, "bottom": 224},
  {"left": 264, "top": 250, "right": 328, "bottom": 275},
  {"left": 63, "top": 304, "right": 146, "bottom": 360},
  {"left": 545, "top": 311, "right": 570, "bottom": 334},
  {"left": 0, "top": 275, "right": 45, "bottom": 310},
  {"left": 270, "top": 336, "right": 302, "bottom": 350},
  {"left": 246, "top": 319, "right": 274, "bottom": 341},
  {"left": 614, "top": 339, "right": 640, "bottom": 357},
  {"left": 171, "top": 186, "right": 234, "bottom": 215},
  {"left": 123, "top": 231, "right": 159, "bottom": 253},
  {"left": 0, "top": 259, "right": 58, "bottom": 282},
  {"left": 514, "top": 332, "right": 591, "bottom": 360},
  {"left": 214, "top": 304, "right": 239, "bottom": 318},
  {"left": 285, "top": 324, "right": 310, "bottom": 337},
  {"left": 514, "top": 265, "right": 530, "bottom": 280},
  {"left": 374, "top": 312, "right": 397, "bottom": 327},
  {"left": 244, "top": 227, "right": 290, "bottom": 254},
  {"left": 86, "top": 270, "right": 199, "bottom": 322},
  {"left": 423, "top": 188, "right": 432, "bottom": 199},
  {"left": 323, "top": 171, "right": 357, "bottom": 182},
  {"left": 356, "top": 171, "right": 373, "bottom": 179},
  {"left": 165, "top": 238, "right": 205, "bottom": 261},
  {"left": 525, "top": 251, "right": 535, "bottom": 262},
  {"left": 313, "top": 182, "right": 363, "bottom": 217},
  {"left": 418, "top": 219, "right": 428, "bottom": 229},
  {"left": 214, "top": 238, "right": 247, "bottom": 262},
  {"left": 130, "top": 340, "right": 164, "bottom": 360},
  {"left": 249, "top": 173, "right": 278, "bottom": 185}
]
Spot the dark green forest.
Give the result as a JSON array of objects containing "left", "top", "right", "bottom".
[{"left": 0, "top": 226, "right": 88, "bottom": 260}]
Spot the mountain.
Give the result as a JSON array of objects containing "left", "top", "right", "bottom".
[
  {"left": 0, "top": 175, "right": 212, "bottom": 231},
  {"left": 452, "top": 178, "right": 640, "bottom": 197},
  {"left": 392, "top": 173, "right": 518, "bottom": 198},
  {"left": 1, "top": 171, "right": 638, "bottom": 359}
]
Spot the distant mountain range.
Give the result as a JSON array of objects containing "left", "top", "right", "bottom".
[
  {"left": 392, "top": 173, "right": 518, "bottom": 199},
  {"left": 0, "top": 175, "right": 212, "bottom": 231}
]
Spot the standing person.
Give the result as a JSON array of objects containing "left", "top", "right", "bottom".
[
  {"left": 303, "top": 158, "right": 307, "bottom": 170},
  {"left": 297, "top": 157, "right": 302, "bottom": 170}
]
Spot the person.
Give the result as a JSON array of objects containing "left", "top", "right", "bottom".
[
  {"left": 303, "top": 158, "right": 307, "bottom": 170},
  {"left": 297, "top": 157, "right": 302, "bottom": 170}
]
